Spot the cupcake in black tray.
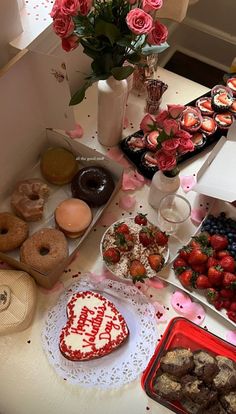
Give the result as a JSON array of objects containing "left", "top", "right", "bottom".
[
  {"left": 211, "top": 89, "right": 234, "bottom": 113},
  {"left": 139, "top": 151, "right": 158, "bottom": 178},
  {"left": 214, "top": 112, "right": 234, "bottom": 130},
  {"left": 226, "top": 77, "right": 236, "bottom": 97},
  {"left": 145, "top": 130, "right": 161, "bottom": 152},
  {"left": 191, "top": 131, "right": 207, "bottom": 150},
  {"left": 180, "top": 106, "right": 202, "bottom": 133},
  {"left": 230, "top": 100, "right": 236, "bottom": 117},
  {"left": 196, "top": 97, "right": 214, "bottom": 116},
  {"left": 121, "top": 133, "right": 146, "bottom": 161},
  {"left": 200, "top": 116, "right": 218, "bottom": 136}
]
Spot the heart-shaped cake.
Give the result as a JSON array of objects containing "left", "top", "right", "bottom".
[{"left": 59, "top": 290, "right": 129, "bottom": 361}]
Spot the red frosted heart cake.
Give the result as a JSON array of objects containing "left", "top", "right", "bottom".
[{"left": 59, "top": 290, "right": 129, "bottom": 361}]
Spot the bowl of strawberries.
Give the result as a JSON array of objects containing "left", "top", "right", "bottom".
[
  {"left": 101, "top": 213, "right": 169, "bottom": 283},
  {"left": 173, "top": 212, "right": 236, "bottom": 324}
]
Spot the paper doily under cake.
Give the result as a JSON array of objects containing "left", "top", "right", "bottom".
[{"left": 41, "top": 278, "right": 158, "bottom": 388}]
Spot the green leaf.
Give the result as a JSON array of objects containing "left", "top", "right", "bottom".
[
  {"left": 95, "top": 19, "right": 120, "bottom": 45},
  {"left": 126, "top": 52, "right": 141, "bottom": 64},
  {"left": 156, "top": 129, "right": 168, "bottom": 143},
  {"left": 69, "top": 80, "right": 92, "bottom": 106},
  {"left": 111, "top": 65, "right": 134, "bottom": 80}
]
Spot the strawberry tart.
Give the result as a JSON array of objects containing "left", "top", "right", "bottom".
[{"left": 59, "top": 291, "right": 129, "bottom": 361}]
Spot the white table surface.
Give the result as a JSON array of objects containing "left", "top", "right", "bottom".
[{"left": 0, "top": 67, "right": 235, "bottom": 414}]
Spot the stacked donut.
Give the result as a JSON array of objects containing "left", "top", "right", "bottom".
[{"left": 0, "top": 147, "right": 115, "bottom": 275}]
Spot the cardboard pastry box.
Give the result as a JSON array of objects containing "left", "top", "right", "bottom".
[{"left": 0, "top": 50, "right": 123, "bottom": 288}]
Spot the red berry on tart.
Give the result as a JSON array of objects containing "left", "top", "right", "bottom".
[
  {"left": 148, "top": 254, "right": 164, "bottom": 271},
  {"left": 103, "top": 247, "right": 120, "bottom": 264},
  {"left": 134, "top": 213, "right": 148, "bottom": 226},
  {"left": 129, "top": 260, "right": 147, "bottom": 282},
  {"left": 139, "top": 227, "right": 154, "bottom": 247}
]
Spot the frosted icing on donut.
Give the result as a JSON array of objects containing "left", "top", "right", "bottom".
[{"left": 59, "top": 291, "right": 129, "bottom": 361}]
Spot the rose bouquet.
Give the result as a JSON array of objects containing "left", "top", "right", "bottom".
[
  {"left": 50, "top": 0, "right": 169, "bottom": 105},
  {"left": 140, "top": 105, "right": 195, "bottom": 176}
]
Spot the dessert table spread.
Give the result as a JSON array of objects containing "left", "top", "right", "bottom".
[{"left": 0, "top": 67, "right": 235, "bottom": 414}]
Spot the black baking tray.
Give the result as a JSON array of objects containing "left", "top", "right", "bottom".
[{"left": 120, "top": 90, "right": 233, "bottom": 179}]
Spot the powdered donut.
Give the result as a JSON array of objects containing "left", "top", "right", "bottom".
[
  {"left": 11, "top": 179, "right": 49, "bottom": 222},
  {"left": 55, "top": 198, "right": 92, "bottom": 238},
  {"left": 20, "top": 228, "right": 68, "bottom": 274},
  {"left": 0, "top": 212, "right": 29, "bottom": 252}
]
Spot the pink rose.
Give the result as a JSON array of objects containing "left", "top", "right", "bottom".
[
  {"left": 53, "top": 12, "right": 74, "bottom": 37},
  {"left": 140, "top": 113, "right": 156, "bottom": 133},
  {"left": 155, "top": 110, "right": 169, "bottom": 127},
  {"left": 155, "top": 149, "right": 177, "bottom": 171},
  {"left": 147, "top": 21, "right": 168, "bottom": 45},
  {"left": 79, "top": 0, "right": 92, "bottom": 16},
  {"left": 126, "top": 9, "right": 153, "bottom": 35},
  {"left": 50, "top": 0, "right": 61, "bottom": 18},
  {"left": 61, "top": 0, "right": 79, "bottom": 16},
  {"left": 161, "top": 138, "right": 180, "bottom": 153},
  {"left": 128, "top": 0, "right": 137, "bottom": 4},
  {"left": 142, "top": 0, "right": 163, "bottom": 13},
  {"left": 167, "top": 104, "right": 185, "bottom": 119},
  {"left": 62, "top": 34, "right": 79, "bottom": 51},
  {"left": 175, "top": 129, "right": 192, "bottom": 140},
  {"left": 178, "top": 138, "right": 195, "bottom": 154},
  {"left": 163, "top": 119, "right": 179, "bottom": 136}
]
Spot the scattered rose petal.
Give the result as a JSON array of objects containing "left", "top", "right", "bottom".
[
  {"left": 145, "top": 277, "right": 167, "bottom": 289},
  {"left": 180, "top": 175, "right": 197, "bottom": 192},
  {"left": 65, "top": 123, "right": 84, "bottom": 139},
  {"left": 134, "top": 169, "right": 145, "bottom": 183},
  {"left": 122, "top": 170, "right": 145, "bottom": 191},
  {"left": 226, "top": 330, "right": 236, "bottom": 346},
  {"left": 171, "top": 290, "right": 205, "bottom": 325},
  {"left": 40, "top": 281, "right": 64, "bottom": 294},
  {"left": 107, "top": 147, "right": 131, "bottom": 168},
  {"left": 153, "top": 302, "right": 168, "bottom": 322},
  {"left": 119, "top": 194, "right": 136, "bottom": 211},
  {"left": 123, "top": 116, "right": 129, "bottom": 129},
  {"left": 191, "top": 207, "right": 207, "bottom": 225},
  {"left": 97, "top": 211, "right": 118, "bottom": 226}
]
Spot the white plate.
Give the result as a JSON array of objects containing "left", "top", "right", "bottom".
[
  {"left": 41, "top": 278, "right": 158, "bottom": 388},
  {"left": 100, "top": 217, "right": 170, "bottom": 283},
  {"left": 157, "top": 199, "right": 236, "bottom": 327}
]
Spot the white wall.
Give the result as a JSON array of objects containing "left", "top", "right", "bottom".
[{"left": 0, "top": 0, "right": 23, "bottom": 68}]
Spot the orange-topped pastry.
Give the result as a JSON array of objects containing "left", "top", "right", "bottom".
[{"left": 54, "top": 198, "right": 92, "bottom": 238}]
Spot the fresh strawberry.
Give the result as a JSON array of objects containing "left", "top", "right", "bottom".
[
  {"left": 219, "top": 288, "right": 234, "bottom": 299},
  {"left": 103, "top": 247, "right": 120, "bottom": 264},
  {"left": 189, "top": 240, "right": 202, "bottom": 250},
  {"left": 178, "top": 246, "right": 192, "bottom": 261},
  {"left": 216, "top": 250, "right": 230, "bottom": 259},
  {"left": 115, "top": 232, "right": 134, "bottom": 252},
  {"left": 206, "top": 288, "right": 220, "bottom": 304},
  {"left": 139, "top": 227, "right": 154, "bottom": 247},
  {"left": 219, "top": 255, "right": 235, "bottom": 273},
  {"left": 188, "top": 247, "right": 213, "bottom": 266},
  {"left": 222, "top": 272, "right": 236, "bottom": 288},
  {"left": 227, "top": 310, "right": 236, "bottom": 323},
  {"left": 114, "top": 222, "right": 130, "bottom": 234},
  {"left": 195, "top": 274, "right": 211, "bottom": 289},
  {"left": 173, "top": 257, "right": 188, "bottom": 269},
  {"left": 178, "top": 269, "right": 195, "bottom": 289},
  {"left": 208, "top": 265, "right": 224, "bottom": 287},
  {"left": 134, "top": 213, "right": 147, "bottom": 226},
  {"left": 207, "top": 256, "right": 219, "bottom": 269},
  {"left": 129, "top": 260, "right": 146, "bottom": 282},
  {"left": 191, "top": 232, "right": 210, "bottom": 248},
  {"left": 230, "top": 302, "right": 236, "bottom": 312},
  {"left": 210, "top": 234, "right": 228, "bottom": 251},
  {"left": 155, "top": 230, "right": 169, "bottom": 247},
  {"left": 222, "top": 300, "right": 232, "bottom": 310},
  {"left": 191, "top": 263, "right": 208, "bottom": 274},
  {"left": 148, "top": 254, "right": 164, "bottom": 271},
  {"left": 214, "top": 299, "right": 225, "bottom": 311}
]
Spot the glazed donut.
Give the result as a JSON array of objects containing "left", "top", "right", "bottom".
[
  {"left": 71, "top": 166, "right": 115, "bottom": 207},
  {"left": 20, "top": 228, "right": 68, "bottom": 274},
  {"left": 40, "top": 147, "right": 78, "bottom": 185},
  {"left": 11, "top": 179, "right": 49, "bottom": 222},
  {"left": 0, "top": 212, "right": 28, "bottom": 252}
]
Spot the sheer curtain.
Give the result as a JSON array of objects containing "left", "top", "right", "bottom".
[{"left": 0, "top": 0, "right": 23, "bottom": 68}]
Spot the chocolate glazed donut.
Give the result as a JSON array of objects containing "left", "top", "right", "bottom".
[{"left": 71, "top": 166, "right": 115, "bottom": 207}]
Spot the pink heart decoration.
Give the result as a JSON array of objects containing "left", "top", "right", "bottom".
[
  {"left": 65, "top": 123, "right": 84, "bottom": 139},
  {"left": 119, "top": 194, "right": 136, "bottom": 211},
  {"left": 171, "top": 290, "right": 206, "bottom": 325},
  {"left": 107, "top": 147, "right": 131, "bottom": 168},
  {"left": 226, "top": 330, "right": 236, "bottom": 346},
  {"left": 180, "top": 175, "right": 197, "bottom": 192},
  {"left": 59, "top": 291, "right": 129, "bottom": 361}
]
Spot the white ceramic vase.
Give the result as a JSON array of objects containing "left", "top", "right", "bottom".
[
  {"left": 97, "top": 77, "right": 128, "bottom": 147},
  {"left": 148, "top": 170, "right": 180, "bottom": 210}
]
